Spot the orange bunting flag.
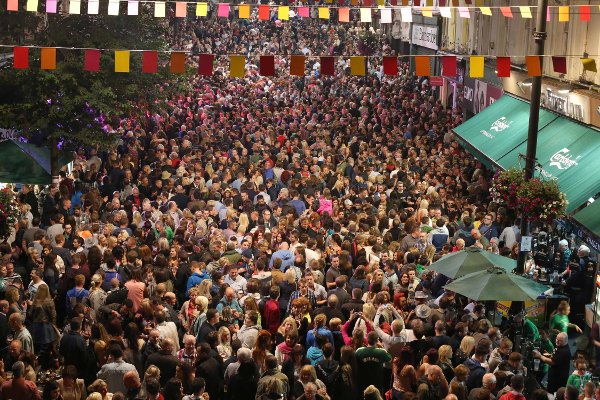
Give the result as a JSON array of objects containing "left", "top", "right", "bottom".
[
  {"left": 175, "top": 2, "right": 187, "bottom": 17},
  {"left": 7, "top": 0, "right": 18, "bottom": 11},
  {"left": 229, "top": 55, "right": 245, "bottom": 78},
  {"left": 290, "top": 55, "right": 305, "bottom": 76},
  {"left": 40, "top": 47, "right": 56, "bottom": 70},
  {"left": 415, "top": 56, "right": 430, "bottom": 76},
  {"left": 170, "top": 52, "right": 186, "bottom": 74},
  {"left": 500, "top": 7, "right": 513, "bottom": 18},
  {"left": 526, "top": 56, "right": 541, "bottom": 76},
  {"left": 350, "top": 56, "right": 365, "bottom": 76},
  {"left": 238, "top": 4, "right": 250, "bottom": 19},
  {"left": 338, "top": 7, "right": 349, "bottom": 22}
]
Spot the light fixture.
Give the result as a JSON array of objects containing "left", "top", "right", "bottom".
[
  {"left": 522, "top": 81, "right": 533, "bottom": 87},
  {"left": 589, "top": 197, "right": 595, "bottom": 204},
  {"left": 558, "top": 88, "right": 570, "bottom": 94}
]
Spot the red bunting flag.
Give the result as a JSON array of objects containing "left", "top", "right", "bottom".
[
  {"left": 362, "top": 0, "right": 372, "bottom": 6},
  {"left": 526, "top": 56, "right": 541, "bottom": 76},
  {"left": 290, "top": 55, "right": 305, "bottom": 76},
  {"left": 383, "top": 57, "right": 398, "bottom": 76},
  {"left": 441, "top": 56, "right": 456, "bottom": 77},
  {"left": 320, "top": 56, "right": 334, "bottom": 76},
  {"left": 170, "top": 52, "right": 186, "bottom": 73},
  {"left": 438, "top": 0, "right": 445, "bottom": 6},
  {"left": 500, "top": 7, "right": 513, "bottom": 18},
  {"left": 260, "top": 55, "right": 275, "bottom": 76},
  {"left": 415, "top": 56, "right": 430, "bottom": 76},
  {"left": 13, "top": 47, "right": 28, "bottom": 69},
  {"left": 85, "top": 49, "right": 100, "bottom": 72},
  {"left": 450, "top": 0, "right": 458, "bottom": 6},
  {"left": 551, "top": 56, "right": 567, "bottom": 74},
  {"left": 198, "top": 54, "right": 214, "bottom": 76},
  {"left": 142, "top": 51, "right": 158, "bottom": 73},
  {"left": 463, "top": 0, "right": 471, "bottom": 4},
  {"left": 389, "top": 0, "right": 396, "bottom": 5},
  {"left": 580, "top": 5, "right": 590, "bottom": 22},
  {"left": 496, "top": 57, "right": 511, "bottom": 77},
  {"left": 258, "top": 5, "right": 269, "bottom": 20}
]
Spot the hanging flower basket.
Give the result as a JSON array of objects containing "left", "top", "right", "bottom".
[
  {"left": 490, "top": 168, "right": 568, "bottom": 222},
  {"left": 0, "top": 188, "right": 20, "bottom": 242},
  {"left": 490, "top": 168, "right": 524, "bottom": 210}
]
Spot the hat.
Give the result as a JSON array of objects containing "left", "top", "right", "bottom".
[
  {"left": 415, "top": 304, "right": 432, "bottom": 319},
  {"left": 241, "top": 249, "right": 253, "bottom": 259},
  {"left": 161, "top": 171, "right": 172, "bottom": 180},
  {"left": 414, "top": 291, "right": 428, "bottom": 300}
]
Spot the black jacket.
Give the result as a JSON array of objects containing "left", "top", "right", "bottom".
[
  {"left": 146, "top": 350, "right": 179, "bottom": 386},
  {"left": 59, "top": 331, "right": 88, "bottom": 373},
  {"left": 196, "top": 356, "right": 223, "bottom": 400}
]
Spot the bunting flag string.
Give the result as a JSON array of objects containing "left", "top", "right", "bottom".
[
  {"left": 4, "top": 0, "right": 600, "bottom": 24},
  {"left": 3, "top": 45, "right": 598, "bottom": 79}
]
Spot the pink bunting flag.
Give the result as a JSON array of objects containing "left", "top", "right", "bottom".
[
  {"left": 297, "top": 6, "right": 309, "bottom": 18},
  {"left": 218, "top": 3, "right": 229, "bottom": 17},
  {"left": 46, "top": 0, "right": 57, "bottom": 13}
]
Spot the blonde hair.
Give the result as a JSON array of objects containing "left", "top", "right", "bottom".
[
  {"left": 459, "top": 336, "right": 475, "bottom": 356},
  {"left": 285, "top": 268, "right": 296, "bottom": 284},
  {"left": 364, "top": 385, "right": 384, "bottom": 400},
  {"left": 145, "top": 364, "right": 161, "bottom": 381},
  {"left": 438, "top": 345, "right": 453, "bottom": 363}
]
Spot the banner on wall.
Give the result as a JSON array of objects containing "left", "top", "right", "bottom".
[
  {"left": 524, "top": 299, "right": 546, "bottom": 327},
  {"left": 591, "top": 96, "right": 600, "bottom": 129},
  {"left": 540, "top": 84, "right": 592, "bottom": 124},
  {"left": 411, "top": 24, "right": 438, "bottom": 50}
]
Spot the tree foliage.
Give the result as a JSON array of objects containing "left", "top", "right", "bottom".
[{"left": 0, "top": 1, "right": 182, "bottom": 149}]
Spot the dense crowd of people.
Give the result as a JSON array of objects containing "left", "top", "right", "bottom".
[{"left": 0, "top": 11, "right": 595, "bottom": 400}]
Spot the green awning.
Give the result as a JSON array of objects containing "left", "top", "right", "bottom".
[
  {"left": 0, "top": 140, "right": 72, "bottom": 184},
  {"left": 497, "top": 117, "right": 600, "bottom": 212},
  {"left": 453, "top": 95, "right": 558, "bottom": 169},
  {"left": 573, "top": 200, "right": 600, "bottom": 238}
]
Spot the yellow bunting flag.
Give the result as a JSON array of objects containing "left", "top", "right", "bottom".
[
  {"left": 155, "top": 1, "right": 165, "bottom": 17},
  {"left": 350, "top": 57, "right": 366, "bottom": 76},
  {"left": 470, "top": 56, "right": 484, "bottom": 78},
  {"left": 519, "top": 6, "right": 532, "bottom": 18},
  {"left": 26, "top": 0, "right": 37, "bottom": 12},
  {"left": 422, "top": 7, "right": 432, "bottom": 18},
  {"left": 41, "top": 48, "right": 56, "bottom": 70},
  {"left": 229, "top": 55, "right": 245, "bottom": 78},
  {"left": 582, "top": 58, "right": 597, "bottom": 73},
  {"left": 195, "top": 2, "right": 207, "bottom": 16},
  {"left": 377, "top": 0, "right": 384, "bottom": 6},
  {"left": 318, "top": 7, "right": 330, "bottom": 19},
  {"left": 238, "top": 4, "right": 250, "bottom": 19},
  {"left": 480, "top": 7, "right": 492, "bottom": 16},
  {"left": 278, "top": 6, "right": 289, "bottom": 20},
  {"left": 69, "top": 0, "right": 80, "bottom": 14},
  {"left": 558, "top": 6, "right": 569, "bottom": 21},
  {"left": 115, "top": 51, "right": 130, "bottom": 73},
  {"left": 360, "top": 8, "right": 371, "bottom": 22}
]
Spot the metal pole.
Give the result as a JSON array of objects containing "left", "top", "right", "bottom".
[{"left": 516, "top": 0, "right": 548, "bottom": 274}]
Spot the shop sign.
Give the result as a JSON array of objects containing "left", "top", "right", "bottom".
[
  {"left": 430, "top": 76, "right": 443, "bottom": 86},
  {"left": 541, "top": 84, "right": 591, "bottom": 124},
  {"left": 411, "top": 24, "right": 438, "bottom": 50}
]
